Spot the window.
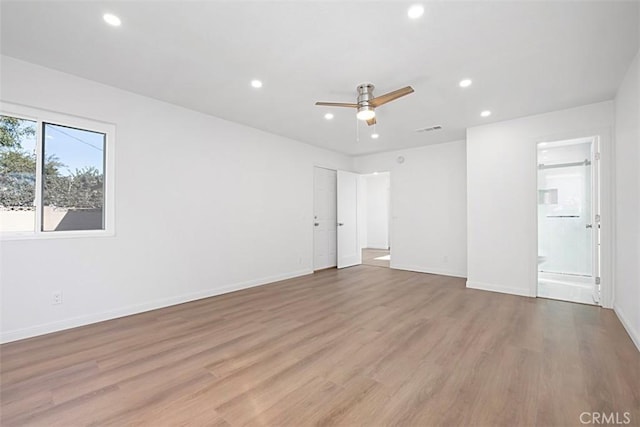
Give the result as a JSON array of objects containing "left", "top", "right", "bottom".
[
  {"left": 0, "top": 116, "right": 37, "bottom": 232},
  {"left": 42, "top": 123, "right": 106, "bottom": 231},
  {"left": 0, "top": 104, "right": 114, "bottom": 238}
]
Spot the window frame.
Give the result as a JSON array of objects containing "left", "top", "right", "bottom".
[{"left": 1, "top": 102, "right": 115, "bottom": 240}]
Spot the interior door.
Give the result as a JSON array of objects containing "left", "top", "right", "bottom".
[
  {"left": 337, "top": 170, "right": 361, "bottom": 268},
  {"left": 313, "top": 167, "right": 337, "bottom": 270}
]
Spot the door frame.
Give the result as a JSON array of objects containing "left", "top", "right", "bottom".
[{"left": 530, "top": 127, "right": 613, "bottom": 308}]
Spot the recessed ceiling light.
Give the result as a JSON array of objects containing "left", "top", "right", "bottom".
[
  {"left": 407, "top": 4, "right": 425, "bottom": 19},
  {"left": 371, "top": 133, "right": 380, "bottom": 139},
  {"left": 480, "top": 110, "right": 492, "bottom": 117},
  {"left": 324, "top": 113, "right": 334, "bottom": 120},
  {"left": 459, "top": 79, "right": 472, "bottom": 88},
  {"left": 250, "top": 79, "right": 262, "bottom": 88},
  {"left": 103, "top": 13, "right": 121, "bottom": 27}
]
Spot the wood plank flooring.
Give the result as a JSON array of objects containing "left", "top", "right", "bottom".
[{"left": 1, "top": 266, "right": 638, "bottom": 426}]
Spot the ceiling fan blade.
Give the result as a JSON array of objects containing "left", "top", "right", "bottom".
[
  {"left": 366, "top": 117, "right": 377, "bottom": 126},
  {"left": 369, "top": 86, "right": 414, "bottom": 108},
  {"left": 315, "top": 101, "right": 358, "bottom": 108}
]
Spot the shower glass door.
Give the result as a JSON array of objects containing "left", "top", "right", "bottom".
[{"left": 537, "top": 138, "right": 599, "bottom": 305}]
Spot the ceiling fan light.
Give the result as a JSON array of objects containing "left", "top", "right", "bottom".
[
  {"left": 407, "top": 4, "right": 425, "bottom": 19},
  {"left": 356, "top": 108, "right": 376, "bottom": 121},
  {"left": 103, "top": 13, "right": 121, "bottom": 26}
]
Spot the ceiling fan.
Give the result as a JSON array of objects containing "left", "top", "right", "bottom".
[{"left": 315, "top": 83, "right": 414, "bottom": 126}]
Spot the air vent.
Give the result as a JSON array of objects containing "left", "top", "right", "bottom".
[{"left": 415, "top": 125, "right": 442, "bottom": 132}]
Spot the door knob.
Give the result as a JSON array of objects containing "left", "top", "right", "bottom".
[
  {"left": 314, "top": 222, "right": 320, "bottom": 226},
  {"left": 337, "top": 223, "right": 344, "bottom": 226},
  {"left": 586, "top": 224, "right": 593, "bottom": 229}
]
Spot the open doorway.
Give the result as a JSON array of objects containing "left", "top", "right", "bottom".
[
  {"left": 359, "top": 172, "right": 391, "bottom": 268},
  {"left": 537, "top": 136, "right": 601, "bottom": 305},
  {"left": 313, "top": 167, "right": 389, "bottom": 271}
]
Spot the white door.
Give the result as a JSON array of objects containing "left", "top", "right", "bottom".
[
  {"left": 313, "top": 167, "right": 337, "bottom": 270},
  {"left": 337, "top": 170, "right": 361, "bottom": 268}
]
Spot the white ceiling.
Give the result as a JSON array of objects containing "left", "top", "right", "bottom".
[{"left": 1, "top": 1, "right": 638, "bottom": 155}]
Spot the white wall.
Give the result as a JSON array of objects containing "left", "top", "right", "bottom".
[
  {"left": 362, "top": 173, "right": 390, "bottom": 249},
  {"left": 354, "top": 141, "right": 467, "bottom": 278},
  {"left": 466, "top": 101, "right": 614, "bottom": 299},
  {"left": 0, "top": 56, "right": 352, "bottom": 343},
  {"left": 614, "top": 51, "right": 640, "bottom": 351}
]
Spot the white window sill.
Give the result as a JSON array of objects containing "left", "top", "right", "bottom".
[{"left": 1, "top": 230, "right": 115, "bottom": 241}]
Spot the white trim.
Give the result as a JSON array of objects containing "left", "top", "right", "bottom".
[
  {"left": 34, "top": 117, "right": 43, "bottom": 230},
  {"left": 0, "top": 268, "right": 313, "bottom": 344},
  {"left": 393, "top": 263, "right": 467, "bottom": 279},
  {"left": 467, "top": 280, "right": 535, "bottom": 297},
  {"left": 597, "top": 127, "right": 614, "bottom": 308},
  {"left": 614, "top": 304, "right": 640, "bottom": 352},
  {"left": 1, "top": 229, "right": 115, "bottom": 241},
  {"left": 0, "top": 101, "right": 116, "bottom": 240}
]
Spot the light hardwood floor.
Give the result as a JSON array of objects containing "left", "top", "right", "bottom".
[{"left": 1, "top": 266, "right": 638, "bottom": 426}]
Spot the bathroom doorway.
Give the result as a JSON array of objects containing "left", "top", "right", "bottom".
[{"left": 537, "top": 137, "right": 601, "bottom": 305}]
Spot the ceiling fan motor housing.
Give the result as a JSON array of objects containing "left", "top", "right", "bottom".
[{"left": 357, "top": 83, "right": 375, "bottom": 118}]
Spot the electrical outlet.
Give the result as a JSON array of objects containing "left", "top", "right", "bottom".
[{"left": 52, "top": 291, "right": 62, "bottom": 305}]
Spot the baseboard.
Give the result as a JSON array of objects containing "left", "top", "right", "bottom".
[
  {"left": 391, "top": 263, "right": 467, "bottom": 279},
  {"left": 614, "top": 304, "right": 640, "bottom": 352},
  {"left": 0, "top": 268, "right": 313, "bottom": 344},
  {"left": 466, "top": 280, "right": 534, "bottom": 297},
  {"left": 366, "top": 245, "right": 389, "bottom": 250}
]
